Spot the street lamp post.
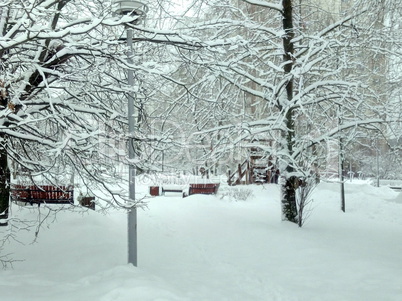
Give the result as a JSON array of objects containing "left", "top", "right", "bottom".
[{"left": 113, "top": 0, "right": 148, "bottom": 267}]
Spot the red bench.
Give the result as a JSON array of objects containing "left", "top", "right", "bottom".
[
  {"left": 11, "top": 185, "right": 74, "bottom": 206},
  {"left": 188, "top": 183, "right": 220, "bottom": 196}
]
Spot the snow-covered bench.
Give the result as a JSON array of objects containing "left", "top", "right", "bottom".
[
  {"left": 161, "top": 185, "right": 186, "bottom": 197},
  {"left": 150, "top": 183, "right": 220, "bottom": 198}
]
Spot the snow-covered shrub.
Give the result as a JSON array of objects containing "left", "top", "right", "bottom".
[
  {"left": 296, "top": 176, "right": 316, "bottom": 227},
  {"left": 220, "top": 187, "right": 254, "bottom": 202}
]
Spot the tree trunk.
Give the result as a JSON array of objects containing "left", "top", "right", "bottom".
[
  {"left": 281, "top": 175, "right": 299, "bottom": 223},
  {"left": 338, "top": 105, "right": 346, "bottom": 212},
  {"left": 0, "top": 135, "right": 10, "bottom": 226},
  {"left": 280, "top": 0, "right": 298, "bottom": 223}
]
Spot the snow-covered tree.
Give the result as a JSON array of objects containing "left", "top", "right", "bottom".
[
  {"left": 0, "top": 0, "right": 160, "bottom": 226},
  {"left": 1, "top": 0, "right": 400, "bottom": 231},
  {"left": 165, "top": 0, "right": 400, "bottom": 224}
]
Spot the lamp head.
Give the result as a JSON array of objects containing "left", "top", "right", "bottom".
[{"left": 113, "top": 0, "right": 148, "bottom": 23}]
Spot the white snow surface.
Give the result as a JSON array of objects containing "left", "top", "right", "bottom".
[{"left": 1, "top": 180, "right": 402, "bottom": 301}]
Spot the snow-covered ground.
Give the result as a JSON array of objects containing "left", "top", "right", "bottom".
[{"left": 1, "top": 179, "right": 402, "bottom": 301}]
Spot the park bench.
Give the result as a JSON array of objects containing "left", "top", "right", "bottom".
[
  {"left": 188, "top": 183, "right": 220, "bottom": 195},
  {"left": 11, "top": 184, "right": 74, "bottom": 206},
  {"left": 150, "top": 183, "right": 220, "bottom": 198},
  {"left": 161, "top": 185, "right": 186, "bottom": 197}
]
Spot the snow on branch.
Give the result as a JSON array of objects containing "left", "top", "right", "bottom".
[{"left": 241, "top": 0, "right": 282, "bottom": 12}]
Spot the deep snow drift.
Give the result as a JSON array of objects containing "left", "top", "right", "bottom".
[{"left": 1, "top": 180, "right": 402, "bottom": 301}]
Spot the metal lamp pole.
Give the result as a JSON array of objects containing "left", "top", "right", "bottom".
[
  {"left": 113, "top": 0, "right": 148, "bottom": 267},
  {"left": 126, "top": 27, "right": 137, "bottom": 266}
]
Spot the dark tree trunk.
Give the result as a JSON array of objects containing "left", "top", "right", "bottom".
[
  {"left": 0, "top": 135, "right": 10, "bottom": 226},
  {"left": 281, "top": 176, "right": 299, "bottom": 223},
  {"left": 280, "top": 0, "right": 298, "bottom": 223}
]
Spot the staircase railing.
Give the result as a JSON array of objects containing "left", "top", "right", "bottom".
[{"left": 227, "top": 159, "right": 250, "bottom": 186}]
